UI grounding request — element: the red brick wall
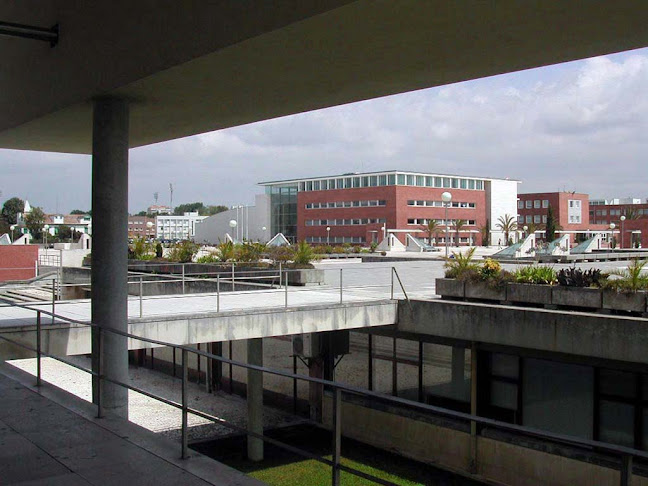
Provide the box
[0,245,38,282]
[297,186,487,244]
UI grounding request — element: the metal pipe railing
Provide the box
[0,299,646,486]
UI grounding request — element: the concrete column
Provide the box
[451,346,465,394]
[91,98,130,418]
[247,338,264,461]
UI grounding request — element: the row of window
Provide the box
[306,236,365,243]
[519,215,548,224]
[305,200,386,209]
[593,209,648,216]
[306,218,387,226]
[568,215,582,223]
[299,174,485,192]
[407,200,476,208]
[407,218,476,226]
[518,199,550,209]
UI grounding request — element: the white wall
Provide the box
[485,179,519,245]
[194,194,271,244]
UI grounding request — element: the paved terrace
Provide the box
[0,369,261,486]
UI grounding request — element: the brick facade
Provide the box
[0,245,38,282]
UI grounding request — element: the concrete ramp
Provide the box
[377,234,406,252]
[0,234,10,246]
[571,234,602,254]
[406,235,439,253]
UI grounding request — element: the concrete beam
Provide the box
[247,338,263,461]
[398,299,648,365]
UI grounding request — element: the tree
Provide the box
[24,207,46,240]
[623,207,641,220]
[421,220,439,245]
[496,214,517,245]
[174,202,204,215]
[454,219,466,246]
[70,209,89,215]
[203,205,228,216]
[480,219,490,246]
[57,225,82,241]
[1,197,24,225]
[545,204,557,242]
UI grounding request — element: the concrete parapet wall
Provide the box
[399,299,648,364]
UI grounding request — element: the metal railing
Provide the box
[0,301,646,486]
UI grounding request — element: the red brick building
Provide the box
[589,200,648,248]
[0,245,38,282]
[261,171,519,246]
[518,192,609,244]
[128,216,156,239]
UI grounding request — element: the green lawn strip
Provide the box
[247,455,423,486]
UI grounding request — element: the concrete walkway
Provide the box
[0,370,262,486]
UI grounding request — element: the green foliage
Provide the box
[341,243,352,253]
[70,209,88,215]
[196,252,220,264]
[24,207,46,239]
[496,214,517,245]
[603,259,648,292]
[370,242,378,253]
[513,265,557,285]
[444,247,479,279]
[155,242,163,258]
[57,225,82,241]
[236,241,266,262]
[557,268,606,288]
[131,237,155,260]
[422,220,439,244]
[174,202,229,216]
[454,219,466,244]
[167,240,199,263]
[480,258,501,280]
[268,245,293,263]
[292,240,315,265]
[546,204,557,242]
[203,205,228,216]
[1,197,24,225]
[217,241,236,262]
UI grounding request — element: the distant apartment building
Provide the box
[128,216,155,239]
[155,212,207,241]
[589,198,648,248]
[44,213,92,236]
[259,171,519,245]
[147,205,173,215]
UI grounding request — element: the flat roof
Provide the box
[258,170,520,186]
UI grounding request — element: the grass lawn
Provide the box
[191,424,483,486]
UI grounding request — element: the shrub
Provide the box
[196,252,220,264]
[268,245,293,264]
[602,259,648,292]
[155,242,163,258]
[217,241,235,262]
[513,265,557,285]
[237,241,266,262]
[292,240,316,265]
[444,247,480,279]
[557,268,606,288]
[131,237,154,260]
[370,241,379,253]
[167,240,199,263]
[480,259,501,280]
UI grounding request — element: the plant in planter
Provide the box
[557,268,606,288]
[217,240,236,262]
[292,240,316,267]
[513,265,557,285]
[602,259,648,292]
[444,247,480,279]
[167,240,199,263]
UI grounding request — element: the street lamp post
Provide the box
[229,220,237,242]
[10,225,15,242]
[609,223,616,255]
[43,224,50,247]
[620,215,626,249]
[523,225,528,239]
[326,226,331,245]
[441,192,452,258]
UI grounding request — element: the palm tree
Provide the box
[421,219,439,245]
[623,207,641,220]
[454,219,466,246]
[496,214,517,245]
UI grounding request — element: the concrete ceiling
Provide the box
[1,1,647,154]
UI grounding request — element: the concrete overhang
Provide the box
[1,1,647,154]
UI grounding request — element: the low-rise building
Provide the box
[128,216,155,239]
[147,205,172,215]
[155,212,207,241]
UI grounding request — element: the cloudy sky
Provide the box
[1,47,646,214]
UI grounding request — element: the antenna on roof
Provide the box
[169,183,174,208]
[154,192,159,204]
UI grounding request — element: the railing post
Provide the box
[279,262,282,287]
[96,327,103,418]
[339,268,343,304]
[621,454,632,486]
[181,348,189,459]
[391,267,394,299]
[332,388,342,486]
[284,270,288,308]
[36,311,42,387]
[216,273,220,312]
[51,278,56,324]
[139,276,143,318]
[232,263,235,291]
[182,264,186,294]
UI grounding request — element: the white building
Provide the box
[194,195,271,244]
[155,212,207,241]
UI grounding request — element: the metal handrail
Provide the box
[0,300,645,486]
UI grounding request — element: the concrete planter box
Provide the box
[285,269,325,286]
[552,287,602,309]
[435,278,465,298]
[506,283,553,305]
[602,290,647,313]
[465,281,506,301]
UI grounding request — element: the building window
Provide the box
[518,201,524,209]
[388,174,396,185]
[526,215,532,223]
[407,175,415,186]
[534,200,540,208]
[525,201,532,209]
[397,174,406,185]
[542,200,549,208]
[534,215,541,224]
